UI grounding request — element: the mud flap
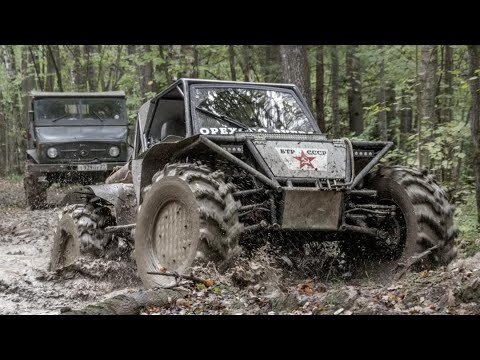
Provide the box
[281,190,343,230]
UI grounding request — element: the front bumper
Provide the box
[26,162,126,174]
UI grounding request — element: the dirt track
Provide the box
[0,179,139,314]
[1,178,480,315]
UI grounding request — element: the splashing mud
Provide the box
[1,178,480,315]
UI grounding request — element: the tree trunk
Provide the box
[263,45,281,83]
[28,46,44,91]
[399,85,413,150]
[192,46,199,79]
[21,46,35,155]
[45,45,55,91]
[111,45,124,91]
[228,45,237,81]
[241,45,255,82]
[346,45,363,135]
[139,45,156,98]
[442,45,454,123]
[315,46,325,132]
[330,46,340,137]
[467,45,480,225]
[419,46,439,131]
[158,45,173,84]
[84,45,96,91]
[178,45,197,79]
[71,46,85,91]
[386,85,396,140]
[1,46,21,173]
[280,45,313,110]
[0,64,5,176]
[62,288,187,315]
[50,45,63,91]
[377,46,388,141]
[415,46,422,166]
[97,45,107,91]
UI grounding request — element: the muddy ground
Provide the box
[1,178,480,315]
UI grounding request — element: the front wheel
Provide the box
[135,163,243,288]
[342,166,457,274]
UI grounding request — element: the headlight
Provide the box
[109,146,120,157]
[47,147,58,159]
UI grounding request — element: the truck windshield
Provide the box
[192,87,317,134]
[34,98,127,126]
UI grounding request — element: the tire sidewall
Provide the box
[50,213,81,270]
[135,176,201,288]
[368,176,421,262]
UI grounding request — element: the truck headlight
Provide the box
[47,147,58,159]
[109,146,120,157]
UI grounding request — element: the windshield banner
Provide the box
[199,127,315,135]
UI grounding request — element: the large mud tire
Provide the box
[24,173,48,210]
[50,203,115,271]
[135,162,243,288]
[342,166,457,275]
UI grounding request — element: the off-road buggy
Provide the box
[24,91,130,209]
[50,79,457,286]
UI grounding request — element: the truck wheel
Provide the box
[342,166,457,274]
[135,162,243,288]
[24,173,48,210]
[49,203,115,271]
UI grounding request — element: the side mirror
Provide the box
[28,110,34,123]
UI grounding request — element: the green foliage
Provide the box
[455,190,480,256]
[0,45,478,230]
[5,173,23,182]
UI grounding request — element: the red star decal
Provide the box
[294,150,316,169]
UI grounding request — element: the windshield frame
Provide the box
[33,97,128,127]
[189,84,320,135]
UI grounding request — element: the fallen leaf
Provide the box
[387,285,403,291]
[196,283,206,290]
[176,298,192,307]
[146,304,160,314]
[204,279,214,287]
[298,283,314,296]
[420,270,429,278]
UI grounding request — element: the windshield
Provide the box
[34,98,127,126]
[191,87,317,135]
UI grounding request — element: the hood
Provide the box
[35,126,128,143]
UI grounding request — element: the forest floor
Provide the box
[1,177,480,315]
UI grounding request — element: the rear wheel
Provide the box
[342,166,457,275]
[49,203,115,271]
[135,162,243,288]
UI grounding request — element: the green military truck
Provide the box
[24,91,130,209]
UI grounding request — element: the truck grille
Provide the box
[42,142,118,163]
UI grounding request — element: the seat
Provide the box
[161,118,186,140]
